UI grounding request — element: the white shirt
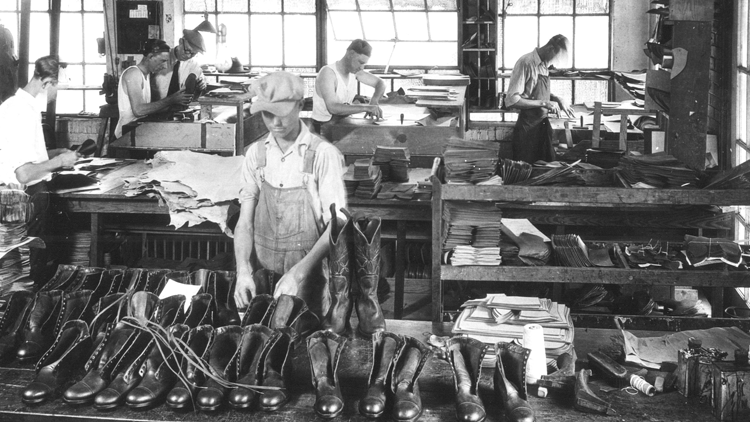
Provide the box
[312,62,358,122]
[115,65,151,138]
[506,49,549,109]
[0,88,49,186]
[240,122,347,225]
[152,49,203,100]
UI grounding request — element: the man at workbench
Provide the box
[506,34,575,163]
[311,39,386,133]
[151,29,207,101]
[114,39,192,138]
[234,71,347,320]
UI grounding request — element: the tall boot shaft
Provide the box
[65,267,104,293]
[266,294,319,341]
[259,327,294,411]
[0,290,34,363]
[307,330,347,419]
[57,290,96,330]
[206,270,241,326]
[39,264,79,291]
[323,205,354,335]
[227,324,275,410]
[392,335,432,422]
[241,294,274,326]
[494,342,535,422]
[448,337,487,422]
[353,216,386,336]
[166,324,215,410]
[196,325,244,412]
[181,293,215,328]
[360,331,404,418]
[17,290,63,362]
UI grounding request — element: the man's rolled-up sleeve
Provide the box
[505,60,529,109]
[315,146,347,224]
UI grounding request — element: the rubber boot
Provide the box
[22,320,92,404]
[166,325,215,409]
[307,330,347,419]
[259,327,293,411]
[195,325,244,412]
[391,335,432,422]
[16,290,63,363]
[227,324,275,410]
[241,294,275,326]
[0,290,35,362]
[353,215,386,337]
[360,331,404,418]
[494,342,535,422]
[322,204,354,335]
[447,337,487,422]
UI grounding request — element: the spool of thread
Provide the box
[630,375,655,396]
[523,324,547,384]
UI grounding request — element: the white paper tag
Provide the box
[159,279,202,313]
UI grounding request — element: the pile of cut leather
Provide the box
[123,151,245,236]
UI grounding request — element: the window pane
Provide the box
[391,42,456,66]
[574,80,607,104]
[550,79,571,104]
[507,0,538,14]
[0,2,17,11]
[741,0,748,68]
[251,0,280,13]
[327,0,357,10]
[362,12,395,41]
[738,145,748,167]
[574,16,608,68]
[85,89,102,113]
[540,0,572,14]
[83,0,102,11]
[62,64,82,85]
[428,12,457,41]
[60,14,83,62]
[251,14,281,65]
[504,17,537,68]
[360,0,391,10]
[329,11,362,40]
[185,0,214,12]
[84,64,105,85]
[285,0,315,13]
[427,0,458,11]
[61,0,81,12]
[222,14,249,65]
[29,13,50,60]
[395,12,428,41]
[576,0,609,14]
[221,0,248,12]
[393,0,425,11]
[740,73,748,151]
[31,0,47,11]
[83,13,105,63]
[284,15,315,66]
[540,16,572,68]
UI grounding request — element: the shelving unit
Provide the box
[458,0,498,110]
[430,160,750,332]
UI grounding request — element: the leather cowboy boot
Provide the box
[574,369,615,415]
[259,326,294,411]
[227,324,276,410]
[447,337,487,422]
[322,204,354,335]
[125,323,189,409]
[166,324,215,409]
[360,331,404,418]
[353,215,386,337]
[22,320,93,404]
[307,330,347,419]
[182,293,215,328]
[196,325,244,412]
[0,290,35,363]
[39,264,79,291]
[392,335,432,422]
[266,294,319,342]
[241,294,275,326]
[494,342,535,422]
[204,270,240,326]
[17,290,63,363]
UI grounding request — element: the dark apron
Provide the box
[252,139,328,319]
[511,74,555,163]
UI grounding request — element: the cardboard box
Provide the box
[712,361,750,421]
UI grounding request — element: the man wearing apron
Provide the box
[234,72,347,320]
[506,34,575,163]
[311,39,386,133]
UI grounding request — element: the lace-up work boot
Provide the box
[0,290,35,362]
[360,331,404,418]
[448,337,487,422]
[195,325,244,412]
[494,342,535,422]
[228,324,275,410]
[241,294,274,326]
[259,327,293,411]
[17,290,63,363]
[307,330,347,419]
[166,325,215,409]
[353,215,386,337]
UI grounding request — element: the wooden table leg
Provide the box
[90,212,102,267]
[394,220,406,320]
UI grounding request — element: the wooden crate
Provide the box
[712,361,750,421]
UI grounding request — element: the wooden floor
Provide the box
[0,320,720,422]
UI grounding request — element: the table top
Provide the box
[0,320,719,422]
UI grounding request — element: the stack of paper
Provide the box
[515,160,584,186]
[373,146,411,183]
[551,234,594,267]
[617,154,699,188]
[499,159,533,184]
[683,235,742,268]
[442,202,502,253]
[355,168,383,199]
[453,294,574,366]
[450,245,502,266]
[443,139,499,184]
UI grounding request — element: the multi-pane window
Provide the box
[183,0,317,74]
[326,0,459,68]
[499,0,610,106]
[735,0,750,305]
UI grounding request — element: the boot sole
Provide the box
[259,400,287,412]
[396,410,423,422]
[315,408,343,419]
[166,401,192,410]
[196,404,221,412]
[63,396,95,406]
[21,396,48,405]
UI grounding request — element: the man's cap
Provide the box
[250,72,305,116]
[141,39,171,56]
[182,29,206,53]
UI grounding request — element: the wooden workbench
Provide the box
[0,320,719,422]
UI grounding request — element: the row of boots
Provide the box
[307,330,433,421]
[323,205,385,337]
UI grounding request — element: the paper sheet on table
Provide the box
[501,219,550,242]
[159,279,202,312]
[621,326,750,369]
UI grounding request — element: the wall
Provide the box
[612,0,651,101]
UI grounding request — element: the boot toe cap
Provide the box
[228,387,256,409]
[507,406,535,422]
[196,388,224,411]
[22,382,52,404]
[126,387,157,408]
[16,342,42,361]
[315,394,344,418]
[359,396,386,417]
[94,388,122,409]
[64,380,98,404]
[394,401,421,421]
[166,386,191,409]
[260,389,288,411]
[457,402,486,422]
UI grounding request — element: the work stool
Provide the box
[589,101,665,152]
[96,103,119,157]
